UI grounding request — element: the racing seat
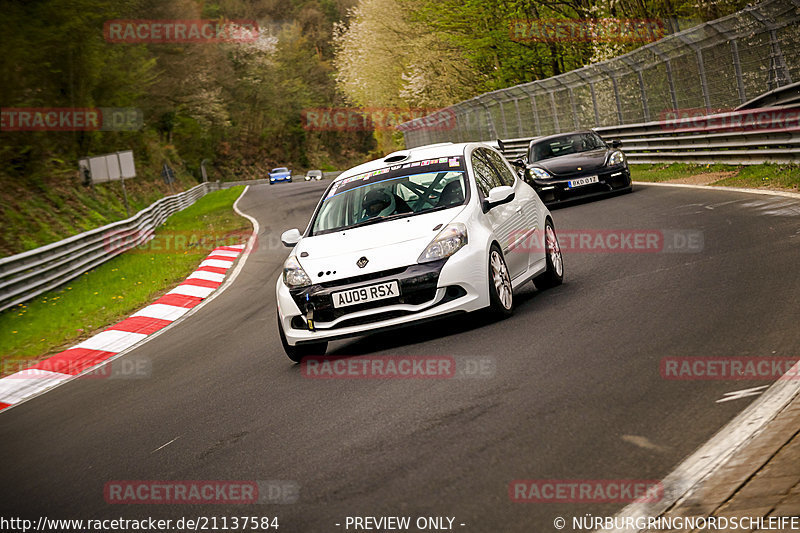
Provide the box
[436,180,464,208]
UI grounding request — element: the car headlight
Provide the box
[608,151,625,166]
[418,223,468,263]
[282,255,312,288]
[528,167,551,180]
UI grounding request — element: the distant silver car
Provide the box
[304,170,323,181]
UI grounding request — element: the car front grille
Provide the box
[289,260,447,328]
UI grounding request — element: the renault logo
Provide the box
[357,256,369,268]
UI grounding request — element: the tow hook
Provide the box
[306,304,315,331]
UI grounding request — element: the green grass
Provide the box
[0,186,249,370]
[630,163,733,182]
[630,162,800,191]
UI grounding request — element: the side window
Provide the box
[471,149,502,198]
[484,149,517,187]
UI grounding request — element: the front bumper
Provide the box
[270,175,292,183]
[530,166,631,205]
[276,243,490,346]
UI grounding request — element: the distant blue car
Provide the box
[269,167,292,184]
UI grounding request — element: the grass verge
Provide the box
[0,186,248,370]
[630,163,800,191]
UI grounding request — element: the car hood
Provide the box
[294,208,463,281]
[529,149,609,176]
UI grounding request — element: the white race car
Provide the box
[276,142,564,361]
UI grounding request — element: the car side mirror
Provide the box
[281,228,302,247]
[510,157,527,168]
[482,185,515,212]
[610,140,622,148]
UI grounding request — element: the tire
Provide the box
[277,311,327,362]
[533,218,564,290]
[488,244,514,316]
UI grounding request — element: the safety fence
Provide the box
[401,0,800,150]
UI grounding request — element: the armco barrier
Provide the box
[0,182,218,314]
[484,106,800,165]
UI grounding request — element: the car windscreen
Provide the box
[311,156,468,236]
[529,132,607,162]
[273,167,289,172]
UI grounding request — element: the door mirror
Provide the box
[482,185,515,212]
[281,228,302,247]
[510,157,527,168]
[610,139,622,148]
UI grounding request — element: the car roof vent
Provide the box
[384,151,410,163]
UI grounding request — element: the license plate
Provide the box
[332,281,400,308]
[567,175,599,188]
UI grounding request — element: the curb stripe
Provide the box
[108,316,173,335]
[132,303,192,322]
[30,348,117,375]
[152,294,203,308]
[0,370,72,404]
[196,266,229,275]
[179,278,223,289]
[187,271,226,283]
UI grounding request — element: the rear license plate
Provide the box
[332,281,400,308]
[567,175,599,188]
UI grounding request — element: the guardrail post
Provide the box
[696,50,712,113]
[513,97,523,137]
[590,82,600,127]
[730,40,747,104]
[549,91,560,133]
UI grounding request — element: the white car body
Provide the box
[276,142,562,357]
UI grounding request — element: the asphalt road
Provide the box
[1,181,799,532]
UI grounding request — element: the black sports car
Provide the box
[508,130,632,206]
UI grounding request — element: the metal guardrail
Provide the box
[486,106,800,165]
[0,182,218,314]
[595,106,800,164]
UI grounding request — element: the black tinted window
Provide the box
[483,149,517,187]
[471,149,503,197]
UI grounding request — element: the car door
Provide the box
[483,149,543,273]
[470,148,528,280]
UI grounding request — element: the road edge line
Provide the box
[633,181,800,199]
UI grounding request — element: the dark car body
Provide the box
[269,167,293,184]
[512,131,631,206]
